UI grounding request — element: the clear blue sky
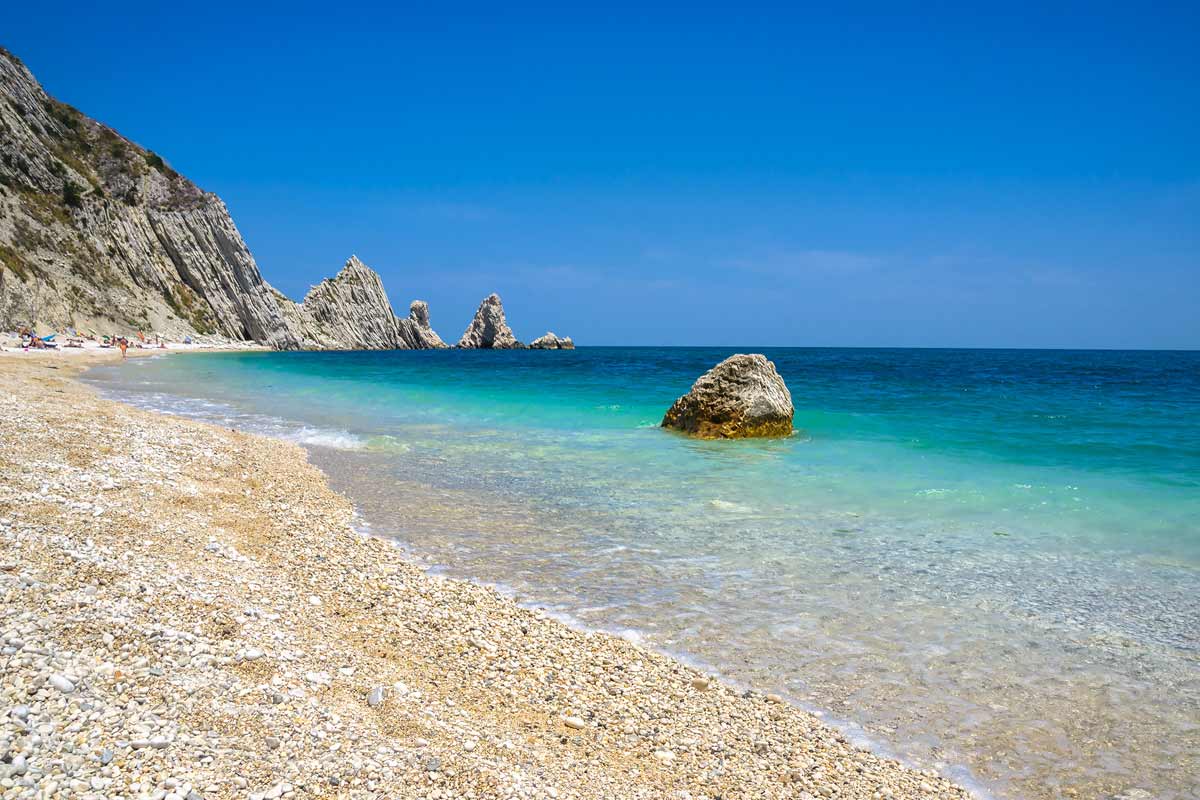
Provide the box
[5,2,1198,347]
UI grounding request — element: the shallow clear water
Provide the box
[87,348,1200,799]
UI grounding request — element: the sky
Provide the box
[4,2,1198,348]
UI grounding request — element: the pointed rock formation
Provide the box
[529,331,575,349]
[662,354,794,438]
[457,293,523,349]
[289,256,405,349]
[398,300,448,349]
[273,256,446,350]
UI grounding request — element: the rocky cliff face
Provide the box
[0,47,298,347]
[0,46,568,352]
[457,293,523,349]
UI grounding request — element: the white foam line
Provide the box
[82,369,367,452]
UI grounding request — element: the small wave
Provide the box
[280,426,366,451]
[616,628,647,645]
[535,605,592,631]
[367,434,412,454]
[87,379,368,453]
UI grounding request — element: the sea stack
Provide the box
[457,293,523,349]
[662,354,794,438]
[529,331,575,349]
[398,300,448,349]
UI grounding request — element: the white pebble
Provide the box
[48,674,75,693]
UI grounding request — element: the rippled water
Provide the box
[86,348,1200,799]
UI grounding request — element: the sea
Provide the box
[85,347,1200,799]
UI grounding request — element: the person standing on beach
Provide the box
[118,337,128,360]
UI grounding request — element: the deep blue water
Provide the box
[88,347,1200,799]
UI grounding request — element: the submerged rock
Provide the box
[661,354,793,438]
[529,331,575,350]
[457,293,523,349]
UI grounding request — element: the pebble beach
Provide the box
[0,352,972,800]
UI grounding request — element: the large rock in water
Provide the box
[661,354,794,438]
[457,293,523,349]
[529,331,574,349]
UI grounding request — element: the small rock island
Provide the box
[457,293,524,349]
[529,332,575,350]
[662,354,794,438]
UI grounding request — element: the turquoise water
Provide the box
[88,348,1200,799]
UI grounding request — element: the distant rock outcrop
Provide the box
[529,331,575,350]
[0,47,299,348]
[457,293,523,349]
[276,256,447,350]
[661,354,794,438]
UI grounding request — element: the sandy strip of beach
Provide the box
[0,352,971,800]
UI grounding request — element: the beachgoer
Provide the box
[118,337,128,360]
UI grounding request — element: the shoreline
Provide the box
[1,351,972,799]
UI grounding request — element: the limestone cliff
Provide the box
[0,46,562,352]
[0,46,298,347]
[457,293,523,349]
